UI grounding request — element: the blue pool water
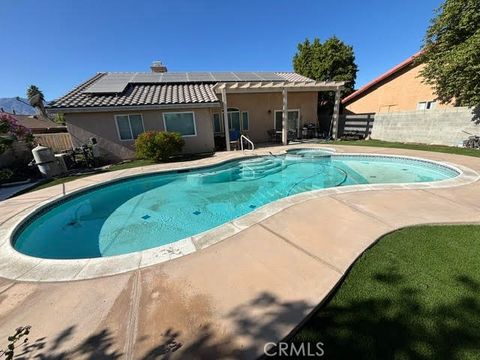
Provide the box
[13,151,459,259]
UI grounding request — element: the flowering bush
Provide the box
[0,113,33,154]
[135,131,185,162]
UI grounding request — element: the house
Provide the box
[47,62,344,160]
[8,113,66,134]
[0,112,68,168]
[342,52,453,114]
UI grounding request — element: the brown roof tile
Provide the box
[7,113,64,131]
[48,71,313,110]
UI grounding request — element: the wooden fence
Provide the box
[34,133,73,152]
[338,113,375,138]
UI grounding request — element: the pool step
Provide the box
[186,167,241,184]
[187,157,285,184]
[237,158,284,180]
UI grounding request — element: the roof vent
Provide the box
[151,61,167,73]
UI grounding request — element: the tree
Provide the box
[0,113,33,154]
[419,0,480,106]
[26,85,49,118]
[54,113,65,125]
[293,36,358,94]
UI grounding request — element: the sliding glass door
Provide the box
[274,110,300,134]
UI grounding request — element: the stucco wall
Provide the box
[65,107,217,160]
[371,107,479,146]
[224,91,318,142]
[345,64,452,114]
[64,91,319,159]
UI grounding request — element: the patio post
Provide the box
[331,88,342,139]
[282,87,288,145]
[221,86,231,151]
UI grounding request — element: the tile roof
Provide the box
[275,72,314,82]
[48,72,314,110]
[7,112,64,130]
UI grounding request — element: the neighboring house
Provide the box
[8,113,66,134]
[47,62,344,160]
[0,112,67,167]
[342,52,453,114]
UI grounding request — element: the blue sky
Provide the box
[1,0,443,100]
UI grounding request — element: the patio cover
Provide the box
[213,80,345,148]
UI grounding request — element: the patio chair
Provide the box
[287,130,296,142]
[229,129,240,150]
[267,129,280,143]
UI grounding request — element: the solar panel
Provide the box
[131,73,162,83]
[233,72,261,81]
[161,73,189,82]
[208,72,238,81]
[84,73,134,93]
[256,72,284,81]
[83,71,292,94]
[186,72,216,82]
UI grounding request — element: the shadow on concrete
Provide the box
[14,326,122,359]
[133,291,311,359]
[291,267,480,359]
[11,292,311,359]
[10,270,480,359]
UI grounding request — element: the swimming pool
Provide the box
[13,150,459,260]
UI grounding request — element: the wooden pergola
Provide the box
[214,80,345,150]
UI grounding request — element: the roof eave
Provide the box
[47,102,222,114]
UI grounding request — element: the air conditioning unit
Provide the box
[54,153,69,173]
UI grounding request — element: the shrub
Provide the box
[135,131,185,162]
[0,169,13,184]
[0,113,33,155]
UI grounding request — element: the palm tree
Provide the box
[26,85,49,118]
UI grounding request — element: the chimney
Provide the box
[151,61,167,73]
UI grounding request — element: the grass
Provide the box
[293,225,480,359]
[333,139,480,158]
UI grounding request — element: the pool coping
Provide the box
[0,146,478,282]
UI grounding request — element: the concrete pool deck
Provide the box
[1,144,480,359]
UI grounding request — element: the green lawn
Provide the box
[293,225,480,359]
[333,139,480,158]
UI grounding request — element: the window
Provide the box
[226,108,241,131]
[242,111,249,131]
[214,110,247,132]
[213,113,222,133]
[417,101,436,110]
[163,112,197,136]
[115,114,144,140]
